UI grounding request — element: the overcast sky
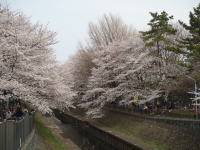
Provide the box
[6,0,200,63]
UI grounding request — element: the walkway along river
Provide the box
[53,109,144,150]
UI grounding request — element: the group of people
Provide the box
[0,103,28,121]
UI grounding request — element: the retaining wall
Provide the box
[53,109,143,150]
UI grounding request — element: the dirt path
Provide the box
[31,133,48,150]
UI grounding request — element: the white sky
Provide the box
[6,0,200,63]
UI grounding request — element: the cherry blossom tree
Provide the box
[79,34,185,118]
[61,14,136,106]
[61,48,95,105]
[0,6,73,113]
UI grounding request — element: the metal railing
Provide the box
[0,112,35,150]
[107,107,200,129]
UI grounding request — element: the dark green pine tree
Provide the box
[179,3,200,62]
[141,11,177,58]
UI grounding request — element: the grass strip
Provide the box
[35,113,68,150]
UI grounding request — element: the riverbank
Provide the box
[92,111,200,150]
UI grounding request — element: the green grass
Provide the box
[35,114,68,150]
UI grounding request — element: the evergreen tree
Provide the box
[179,3,200,62]
[141,11,177,58]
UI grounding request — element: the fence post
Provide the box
[24,114,29,138]
[6,120,15,150]
[0,121,6,150]
[16,119,23,149]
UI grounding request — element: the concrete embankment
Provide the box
[54,109,144,150]
[54,109,200,150]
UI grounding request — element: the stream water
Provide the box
[52,117,93,150]
[54,117,117,150]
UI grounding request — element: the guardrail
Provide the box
[107,108,200,129]
[53,109,144,150]
[0,113,35,150]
